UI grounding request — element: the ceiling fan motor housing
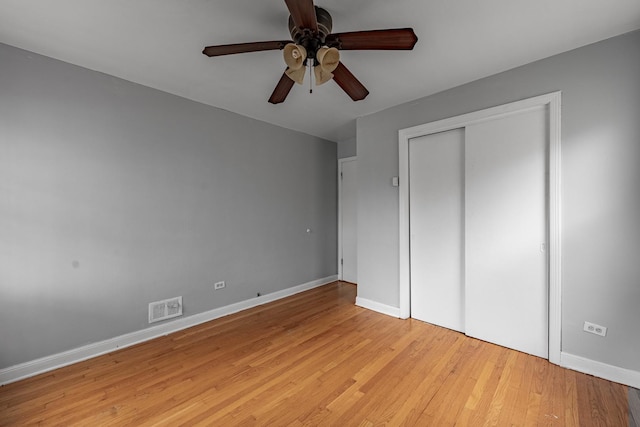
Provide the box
[288,6,332,62]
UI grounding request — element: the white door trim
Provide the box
[398,92,562,365]
[338,156,357,281]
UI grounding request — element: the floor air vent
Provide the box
[148,296,183,323]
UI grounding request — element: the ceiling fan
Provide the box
[202,0,418,104]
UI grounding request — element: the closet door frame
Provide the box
[398,92,562,364]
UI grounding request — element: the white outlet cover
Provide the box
[583,321,607,337]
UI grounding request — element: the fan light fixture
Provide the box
[283,43,340,86]
[283,43,307,84]
[283,7,339,87]
[314,47,340,84]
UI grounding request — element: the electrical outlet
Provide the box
[583,321,607,337]
[214,281,225,290]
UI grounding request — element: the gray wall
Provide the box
[337,136,356,159]
[357,31,640,372]
[335,120,357,160]
[0,43,337,368]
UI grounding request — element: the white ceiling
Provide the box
[1,0,639,142]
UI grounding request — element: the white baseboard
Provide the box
[355,296,401,318]
[0,275,338,386]
[561,352,640,389]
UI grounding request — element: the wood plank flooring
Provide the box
[0,282,629,426]
[630,387,640,427]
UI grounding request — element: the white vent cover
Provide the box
[148,296,183,323]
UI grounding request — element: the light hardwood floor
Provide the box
[631,387,640,427]
[0,282,629,426]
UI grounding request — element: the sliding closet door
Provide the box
[409,128,465,332]
[464,107,548,358]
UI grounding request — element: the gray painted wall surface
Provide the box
[337,136,356,159]
[0,43,337,368]
[356,31,640,372]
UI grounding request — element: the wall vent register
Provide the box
[148,296,183,323]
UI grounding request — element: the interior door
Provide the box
[340,158,357,283]
[464,107,548,358]
[409,129,465,332]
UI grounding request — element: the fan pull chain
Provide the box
[309,64,313,94]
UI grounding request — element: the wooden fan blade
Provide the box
[203,40,290,57]
[284,0,318,32]
[326,28,418,50]
[332,62,369,101]
[268,71,296,104]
